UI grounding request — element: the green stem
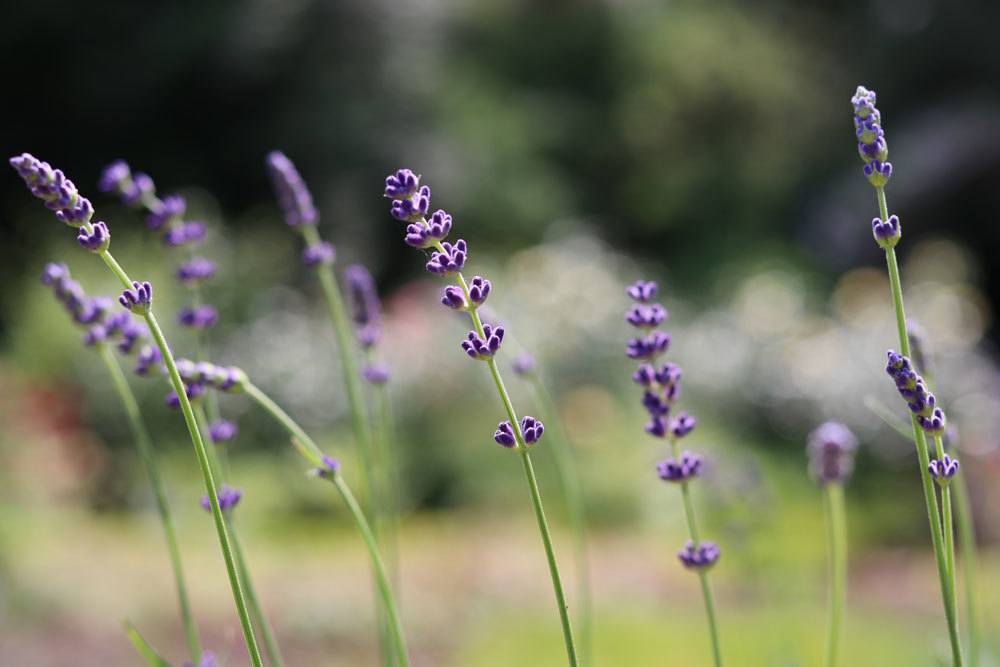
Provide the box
[670,438,723,667]
[193,403,286,667]
[823,484,847,667]
[95,249,264,667]
[952,473,980,667]
[97,345,201,664]
[529,377,592,667]
[242,381,410,666]
[878,188,963,666]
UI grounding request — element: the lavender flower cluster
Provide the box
[807,421,858,485]
[852,87,901,249]
[265,151,333,267]
[885,351,947,435]
[383,169,543,449]
[626,280,718,570]
[345,264,391,385]
[99,160,218,330]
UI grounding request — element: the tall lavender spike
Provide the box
[885,351,947,435]
[807,421,858,485]
[10,153,95,227]
[265,151,318,227]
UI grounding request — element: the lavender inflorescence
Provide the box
[678,540,721,570]
[928,454,960,486]
[807,421,858,485]
[657,452,703,483]
[265,151,318,227]
[885,351,947,434]
[200,485,243,513]
[345,263,392,384]
[11,153,95,227]
[209,420,239,444]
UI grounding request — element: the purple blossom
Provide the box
[315,455,341,479]
[671,412,697,438]
[76,221,110,252]
[520,416,545,444]
[176,258,217,286]
[166,382,206,409]
[426,240,467,275]
[404,209,452,248]
[209,420,239,444]
[872,215,901,249]
[41,262,70,286]
[200,485,242,513]
[135,345,163,376]
[302,241,336,267]
[363,363,391,385]
[627,280,658,303]
[645,416,668,438]
[97,160,131,194]
[512,352,536,376]
[73,297,112,325]
[390,185,431,222]
[119,281,153,315]
[467,276,491,306]
[83,324,108,347]
[147,194,186,230]
[494,421,517,447]
[9,153,95,227]
[807,421,858,485]
[174,358,247,393]
[885,351,947,434]
[178,305,219,330]
[626,303,667,329]
[461,323,504,360]
[677,541,721,570]
[163,221,205,247]
[384,169,420,199]
[864,160,893,188]
[265,151,318,227]
[657,452,703,483]
[626,332,671,360]
[642,390,670,417]
[441,286,467,310]
[928,454,959,485]
[98,160,155,206]
[118,318,150,355]
[852,86,891,172]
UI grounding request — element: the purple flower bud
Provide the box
[73,297,112,325]
[851,86,877,118]
[147,194,187,230]
[657,363,683,401]
[520,416,545,444]
[494,420,517,447]
[677,541,720,570]
[403,209,453,248]
[642,390,670,417]
[467,276,491,306]
[441,285,468,310]
[872,215,901,249]
[657,452,703,483]
[426,239,467,275]
[917,408,947,435]
[163,221,205,247]
[176,258,217,286]
[384,169,420,199]
[208,420,238,444]
[645,416,668,438]
[135,345,163,376]
[345,264,381,328]
[265,151,318,226]
[864,160,893,188]
[122,172,155,207]
[632,364,656,387]
[9,153,95,227]
[363,363,391,385]
[512,353,536,376]
[166,382,206,409]
[626,303,667,328]
[807,421,858,485]
[928,454,959,485]
[41,262,70,286]
[627,280,658,303]
[98,160,131,194]
[626,331,671,360]
[178,305,218,330]
[671,412,697,438]
[83,324,108,347]
[461,323,504,360]
[200,485,242,513]
[390,185,431,222]
[315,455,341,479]
[302,241,336,267]
[119,281,153,315]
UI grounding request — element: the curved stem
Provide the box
[670,438,723,666]
[97,345,201,664]
[242,381,410,666]
[529,378,592,667]
[823,484,847,667]
[878,187,963,666]
[97,249,264,667]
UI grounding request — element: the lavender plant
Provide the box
[512,352,592,667]
[9,153,266,666]
[626,279,722,666]
[41,264,203,665]
[264,152,398,666]
[851,86,963,664]
[807,422,857,667]
[99,161,286,667]
[383,169,579,665]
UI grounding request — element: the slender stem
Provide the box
[96,249,264,667]
[242,381,410,666]
[669,438,723,666]
[372,381,401,667]
[194,403,286,667]
[529,378,592,667]
[934,436,958,621]
[823,484,847,667]
[878,187,963,666]
[952,473,980,667]
[97,345,201,664]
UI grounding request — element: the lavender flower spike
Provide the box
[627,280,658,303]
[928,454,960,486]
[807,421,858,485]
[265,151,318,227]
[119,281,153,315]
[312,455,341,479]
[494,416,544,447]
[885,350,947,434]
[461,323,504,360]
[9,153,94,227]
[657,452,703,483]
[200,485,243,513]
[302,241,336,267]
[678,541,721,570]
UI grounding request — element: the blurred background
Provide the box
[2,0,1000,665]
